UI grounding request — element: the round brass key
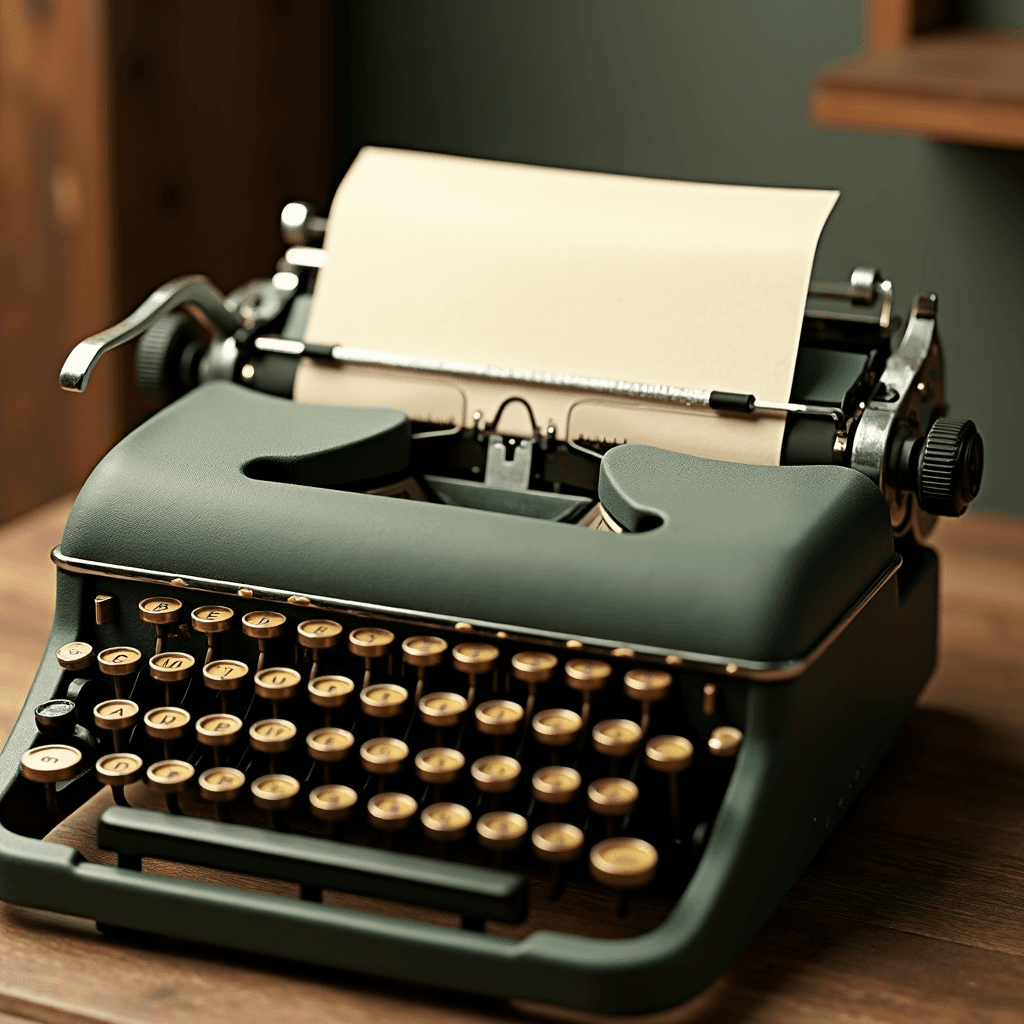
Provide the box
[348,626,395,687]
[21,744,82,817]
[360,683,408,733]
[477,810,528,858]
[452,642,499,703]
[589,836,659,915]
[588,778,639,838]
[565,658,611,728]
[532,765,581,811]
[646,734,694,836]
[306,727,354,783]
[241,609,287,671]
[297,619,343,681]
[471,755,521,802]
[138,597,182,653]
[97,646,142,698]
[309,784,358,834]
[308,675,355,725]
[511,651,557,719]
[203,659,249,712]
[191,605,234,663]
[532,708,583,760]
[249,719,297,773]
[592,719,643,774]
[360,737,409,791]
[93,698,139,752]
[708,725,743,757]
[149,651,195,706]
[254,666,301,717]
[56,641,93,672]
[421,801,472,849]
[143,706,191,761]
[418,692,468,743]
[196,713,243,766]
[96,751,144,806]
[475,699,524,752]
[414,748,465,796]
[198,766,246,821]
[250,773,301,827]
[367,791,418,847]
[147,759,194,814]
[401,636,447,702]
[623,667,673,734]
[532,821,584,899]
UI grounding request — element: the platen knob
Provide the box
[918,418,983,517]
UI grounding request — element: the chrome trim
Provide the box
[51,547,902,684]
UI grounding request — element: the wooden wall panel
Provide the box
[0,0,116,523]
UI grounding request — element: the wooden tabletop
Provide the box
[1,495,1022,1024]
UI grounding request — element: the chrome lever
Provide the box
[59,275,243,393]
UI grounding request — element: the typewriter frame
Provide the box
[0,532,935,1014]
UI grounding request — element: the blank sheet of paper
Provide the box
[298,147,838,464]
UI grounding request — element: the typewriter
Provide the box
[0,176,983,1013]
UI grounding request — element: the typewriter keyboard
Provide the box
[21,589,745,939]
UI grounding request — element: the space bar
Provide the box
[97,806,527,923]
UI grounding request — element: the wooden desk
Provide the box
[1,495,1022,1024]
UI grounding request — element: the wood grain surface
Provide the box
[0,494,1022,1023]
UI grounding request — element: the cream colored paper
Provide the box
[298,147,838,464]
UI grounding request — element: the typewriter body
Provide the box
[0,192,983,1013]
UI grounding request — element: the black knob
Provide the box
[35,699,78,738]
[917,418,983,517]
[135,312,204,404]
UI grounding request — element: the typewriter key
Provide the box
[149,651,195,706]
[421,801,472,853]
[143,706,191,760]
[196,713,243,766]
[471,755,521,809]
[587,777,640,837]
[309,784,358,836]
[418,692,468,743]
[532,821,584,898]
[251,773,301,828]
[453,642,499,703]
[56,641,93,673]
[475,699,523,752]
[360,737,409,789]
[199,766,246,821]
[565,658,611,727]
[414,748,465,800]
[34,699,78,739]
[93,698,139,752]
[367,791,418,847]
[348,627,395,687]
[297,619,343,680]
[624,668,673,735]
[532,765,582,821]
[646,734,694,836]
[249,719,297,774]
[96,751,144,806]
[97,646,142,698]
[203,659,248,711]
[511,651,557,720]
[241,610,288,671]
[589,837,659,915]
[592,719,643,775]
[138,597,183,653]
[532,709,583,761]
[254,666,302,718]
[306,727,355,783]
[708,726,743,757]
[477,810,528,865]
[308,674,355,724]
[402,636,447,702]
[21,744,82,817]
[191,605,234,663]
[360,683,409,733]
[147,759,194,814]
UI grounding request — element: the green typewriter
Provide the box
[0,155,983,1013]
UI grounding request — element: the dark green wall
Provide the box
[353,1,1024,515]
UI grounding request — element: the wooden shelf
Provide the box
[813,28,1024,149]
